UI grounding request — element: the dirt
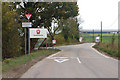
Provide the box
[2,51,58,78]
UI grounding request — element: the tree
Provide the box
[2,2,22,59]
[15,2,79,48]
[61,18,80,41]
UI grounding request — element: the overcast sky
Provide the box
[77,0,120,30]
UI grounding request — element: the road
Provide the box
[21,43,118,78]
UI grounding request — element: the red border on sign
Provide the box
[34,35,43,36]
[25,14,32,21]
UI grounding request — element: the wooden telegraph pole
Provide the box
[93,29,94,42]
[101,21,102,43]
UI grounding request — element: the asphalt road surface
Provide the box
[21,43,118,78]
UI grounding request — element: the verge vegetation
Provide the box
[2,49,60,73]
[82,33,119,58]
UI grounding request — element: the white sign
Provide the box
[29,28,48,38]
[79,37,83,42]
[52,40,56,44]
[22,22,32,27]
[96,36,100,42]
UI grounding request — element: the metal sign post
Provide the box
[22,14,32,56]
[28,28,30,55]
[26,14,32,56]
[25,28,27,56]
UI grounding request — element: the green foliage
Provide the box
[54,33,65,44]
[2,49,59,72]
[61,18,79,41]
[16,2,79,48]
[93,43,118,58]
[2,2,79,59]
[2,2,22,59]
[82,33,118,44]
[111,33,115,45]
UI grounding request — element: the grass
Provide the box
[82,33,118,44]
[2,49,60,73]
[93,43,119,58]
[82,33,119,58]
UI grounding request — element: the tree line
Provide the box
[2,2,81,59]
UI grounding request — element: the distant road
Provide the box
[21,43,118,78]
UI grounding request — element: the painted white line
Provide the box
[77,57,81,63]
[91,43,110,58]
[54,59,69,63]
[92,47,110,58]
[46,50,63,59]
[91,44,118,61]
[110,57,118,61]
[92,44,119,62]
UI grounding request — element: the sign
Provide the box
[52,40,56,44]
[29,28,48,38]
[96,36,100,42]
[22,22,32,27]
[79,37,83,42]
[25,14,32,20]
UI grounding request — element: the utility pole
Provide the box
[101,21,102,43]
[93,29,94,42]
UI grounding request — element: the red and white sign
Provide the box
[29,28,48,38]
[25,14,32,20]
[52,40,56,44]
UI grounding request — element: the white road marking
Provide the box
[48,57,68,59]
[91,44,118,61]
[91,43,109,58]
[92,47,110,58]
[77,57,81,63]
[46,50,63,59]
[54,58,69,63]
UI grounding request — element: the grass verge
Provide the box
[2,49,60,73]
[93,43,119,58]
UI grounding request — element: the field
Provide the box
[82,33,118,44]
[82,33,119,58]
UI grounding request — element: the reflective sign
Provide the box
[29,28,48,38]
[52,40,56,44]
[25,14,32,20]
[22,22,32,27]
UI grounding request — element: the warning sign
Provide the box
[25,14,32,20]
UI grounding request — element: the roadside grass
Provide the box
[82,33,118,44]
[82,33,119,58]
[2,49,60,73]
[93,43,119,58]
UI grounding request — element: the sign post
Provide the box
[22,14,32,56]
[25,14,32,56]
[22,22,32,55]
[25,28,27,55]
[28,28,30,55]
[52,40,56,47]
